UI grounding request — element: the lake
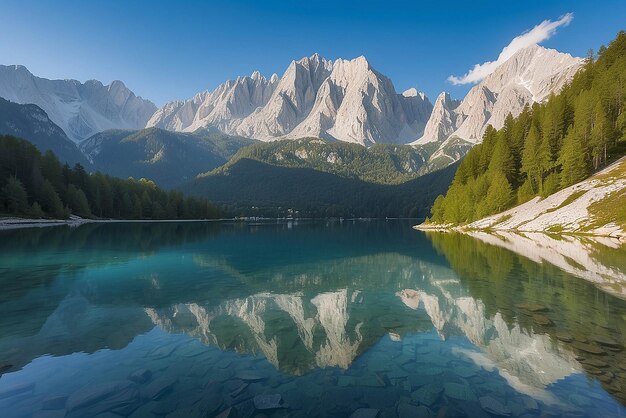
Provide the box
[0,221,625,417]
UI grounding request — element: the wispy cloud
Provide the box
[448,13,574,85]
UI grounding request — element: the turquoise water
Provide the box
[0,221,625,417]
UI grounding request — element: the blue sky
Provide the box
[1,0,624,106]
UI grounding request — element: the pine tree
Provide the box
[433,31,626,224]
[483,172,514,214]
[66,184,92,218]
[40,151,64,193]
[141,191,153,218]
[39,179,65,218]
[430,195,445,223]
[2,177,28,214]
[478,127,499,172]
[521,124,542,194]
[559,128,589,186]
[30,202,45,218]
[591,100,611,168]
[488,136,515,182]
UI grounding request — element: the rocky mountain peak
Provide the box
[413,44,583,166]
[0,65,157,142]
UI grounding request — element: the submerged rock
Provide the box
[231,382,249,398]
[143,377,177,400]
[362,387,399,408]
[349,408,379,418]
[569,393,593,408]
[572,342,606,355]
[452,365,476,378]
[408,374,433,389]
[42,395,68,410]
[444,382,477,401]
[215,407,238,418]
[235,372,265,382]
[152,398,179,415]
[515,304,549,312]
[0,381,35,400]
[532,314,553,326]
[33,410,66,418]
[253,394,285,410]
[128,368,153,384]
[397,403,432,418]
[479,396,511,416]
[411,383,443,406]
[580,358,609,368]
[338,376,357,387]
[591,335,623,349]
[66,380,140,417]
[555,334,573,343]
[522,397,539,412]
[598,371,615,383]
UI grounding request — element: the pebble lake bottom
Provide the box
[0,220,625,417]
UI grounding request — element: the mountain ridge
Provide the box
[0,97,88,166]
[79,127,253,188]
[183,157,458,218]
[0,64,157,143]
[412,45,584,169]
[148,54,433,146]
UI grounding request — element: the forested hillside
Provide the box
[184,158,457,218]
[430,31,626,224]
[0,98,88,166]
[207,137,433,185]
[0,135,220,220]
[80,128,253,188]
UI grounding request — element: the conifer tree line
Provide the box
[430,31,626,225]
[0,135,221,219]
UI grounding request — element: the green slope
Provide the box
[183,158,457,218]
[204,137,434,185]
[80,128,253,188]
[0,135,220,219]
[430,31,626,225]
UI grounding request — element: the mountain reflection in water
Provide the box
[0,222,624,417]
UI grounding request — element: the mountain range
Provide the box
[0,46,581,163]
[412,44,583,169]
[182,157,458,218]
[147,54,434,146]
[0,43,586,216]
[79,128,252,187]
[0,64,157,143]
[0,97,88,166]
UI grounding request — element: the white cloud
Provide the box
[448,13,574,85]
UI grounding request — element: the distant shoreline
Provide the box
[0,217,227,231]
[0,216,416,231]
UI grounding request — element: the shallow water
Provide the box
[0,221,625,417]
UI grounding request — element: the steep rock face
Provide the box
[146,71,279,134]
[0,65,156,142]
[413,45,583,167]
[452,44,582,143]
[417,92,461,145]
[0,97,88,165]
[147,54,432,146]
[236,54,333,139]
[286,57,432,145]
